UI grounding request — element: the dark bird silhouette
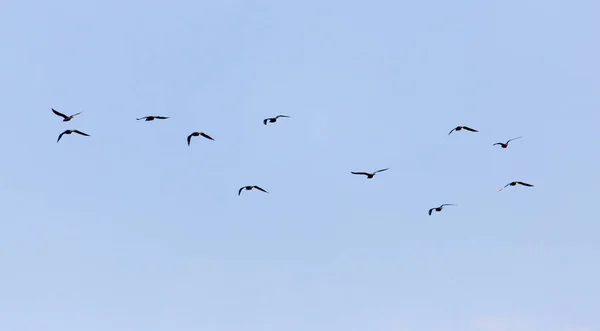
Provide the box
[428,204,456,215]
[499,181,534,191]
[493,136,522,148]
[187,132,214,146]
[57,129,90,143]
[263,115,290,125]
[136,116,169,121]
[448,126,479,135]
[351,168,389,179]
[238,186,268,195]
[52,108,82,122]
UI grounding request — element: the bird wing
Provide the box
[506,136,522,143]
[73,130,90,136]
[136,117,147,120]
[493,142,502,146]
[238,187,244,195]
[253,186,268,193]
[428,208,434,215]
[517,182,533,187]
[375,168,389,173]
[351,172,370,176]
[263,118,269,125]
[463,126,478,132]
[200,132,214,141]
[57,131,65,142]
[276,115,290,119]
[156,116,169,119]
[440,204,456,207]
[448,127,457,135]
[187,134,193,146]
[70,111,82,117]
[52,108,68,119]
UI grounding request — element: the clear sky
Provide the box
[1,0,599,330]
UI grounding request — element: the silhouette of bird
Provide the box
[52,108,82,122]
[498,181,534,191]
[238,186,268,195]
[493,136,522,148]
[428,204,456,215]
[351,168,389,179]
[187,132,214,146]
[136,116,169,121]
[57,129,90,143]
[448,126,478,135]
[263,115,290,125]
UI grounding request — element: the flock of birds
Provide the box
[51,108,534,215]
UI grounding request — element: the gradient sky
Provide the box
[1,0,599,330]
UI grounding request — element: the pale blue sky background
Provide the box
[1,0,599,330]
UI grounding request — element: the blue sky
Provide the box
[1,0,599,330]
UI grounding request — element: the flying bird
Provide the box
[57,129,90,143]
[136,116,169,121]
[52,108,82,122]
[448,126,479,135]
[428,204,456,215]
[187,132,214,146]
[351,168,389,179]
[493,136,522,148]
[263,115,290,125]
[498,181,534,191]
[238,186,268,195]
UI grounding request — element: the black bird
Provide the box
[57,129,90,143]
[493,136,522,148]
[448,126,479,135]
[351,168,389,179]
[238,186,268,195]
[187,132,214,146]
[52,108,82,122]
[263,115,290,125]
[428,204,456,215]
[136,116,169,121]
[499,181,534,191]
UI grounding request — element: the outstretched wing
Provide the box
[428,208,434,215]
[448,127,457,135]
[187,134,193,146]
[463,126,478,132]
[493,142,502,146]
[136,117,148,120]
[70,111,82,117]
[440,204,456,207]
[57,131,66,143]
[375,168,389,173]
[253,186,268,193]
[517,181,533,187]
[238,187,245,196]
[52,108,68,119]
[275,115,290,119]
[73,130,90,136]
[156,116,169,119]
[351,172,370,176]
[498,183,511,191]
[200,132,214,141]
[506,136,522,143]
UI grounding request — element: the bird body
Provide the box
[137,116,169,121]
[187,132,214,146]
[238,186,268,195]
[57,129,90,143]
[263,115,290,125]
[52,108,82,122]
[351,168,389,179]
[493,136,522,148]
[448,126,478,135]
[499,181,534,191]
[428,204,456,215]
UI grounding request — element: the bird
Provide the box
[187,132,214,146]
[263,115,290,125]
[57,129,90,143]
[493,136,522,148]
[351,168,389,179]
[448,126,479,135]
[498,181,534,191]
[136,116,169,121]
[238,186,268,195]
[52,108,82,122]
[428,204,456,215]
